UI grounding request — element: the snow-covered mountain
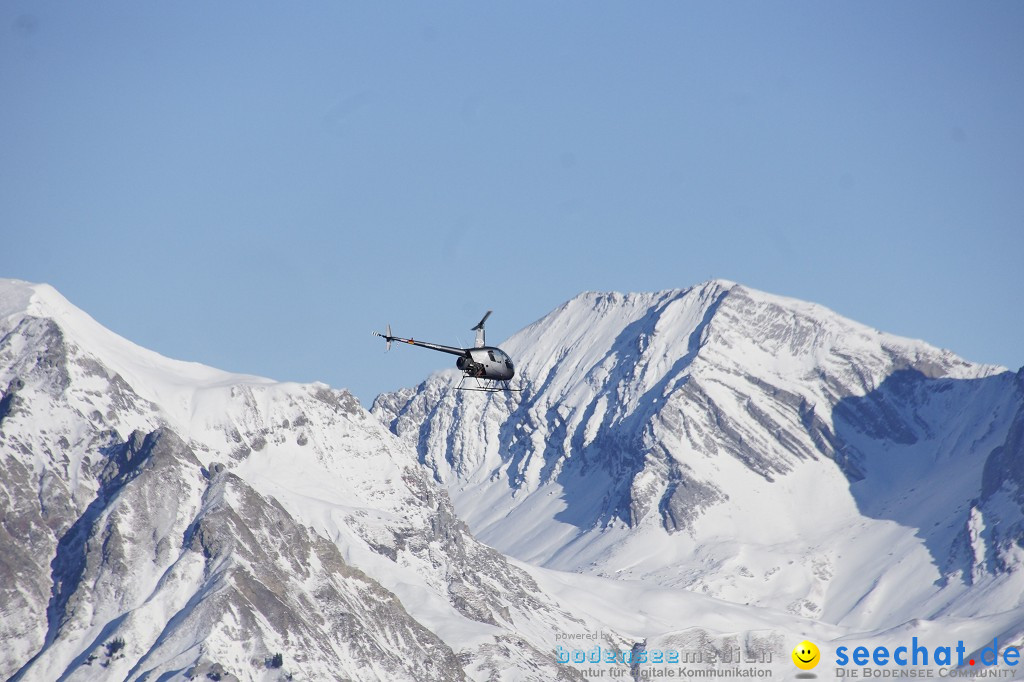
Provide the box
[0,280,599,681]
[6,277,1024,681]
[373,281,1024,633]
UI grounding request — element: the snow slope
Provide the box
[0,279,594,681]
[374,281,1024,636]
[5,277,1024,681]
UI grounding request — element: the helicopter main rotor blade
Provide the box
[471,310,492,331]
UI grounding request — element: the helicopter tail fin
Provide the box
[472,310,492,348]
[373,324,392,351]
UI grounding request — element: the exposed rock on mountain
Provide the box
[374,281,1024,628]
[0,279,589,681]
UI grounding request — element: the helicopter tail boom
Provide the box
[374,325,467,357]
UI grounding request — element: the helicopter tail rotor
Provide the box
[373,324,393,351]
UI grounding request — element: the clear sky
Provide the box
[2,2,1022,404]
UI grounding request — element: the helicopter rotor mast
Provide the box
[472,310,492,348]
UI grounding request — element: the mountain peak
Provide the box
[374,279,1023,627]
[1,279,599,681]
[0,278,66,320]
[0,279,277,433]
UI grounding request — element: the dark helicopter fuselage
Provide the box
[457,346,515,380]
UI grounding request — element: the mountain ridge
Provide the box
[373,280,1024,629]
[4,276,1024,680]
[0,278,598,681]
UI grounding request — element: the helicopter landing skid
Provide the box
[456,376,522,393]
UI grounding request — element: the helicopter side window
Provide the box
[488,351,496,362]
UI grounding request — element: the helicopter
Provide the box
[373,311,519,392]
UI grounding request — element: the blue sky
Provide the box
[2,2,1022,404]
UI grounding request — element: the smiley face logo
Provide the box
[792,640,820,670]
